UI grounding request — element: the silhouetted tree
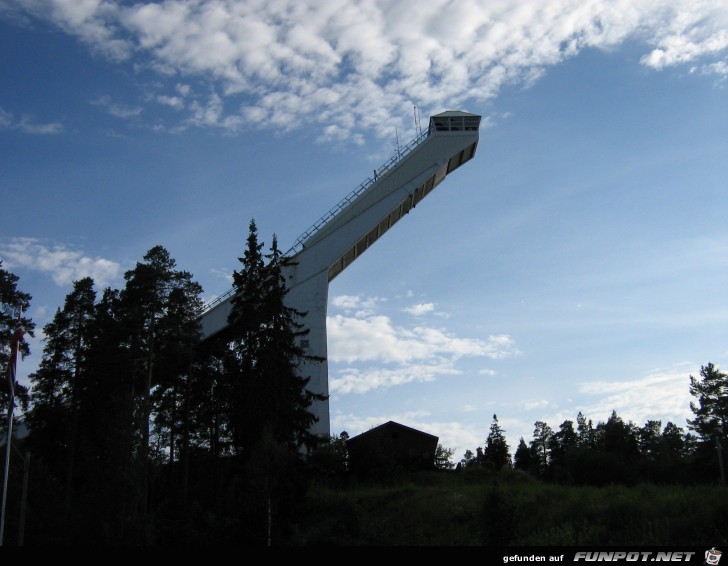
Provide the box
[576,411,596,448]
[73,287,134,543]
[530,421,553,477]
[591,411,640,485]
[309,432,349,478]
[117,246,203,538]
[483,414,510,470]
[225,223,325,459]
[687,363,728,483]
[655,421,689,483]
[435,444,455,470]
[688,363,728,442]
[0,262,34,426]
[27,277,96,520]
[549,420,577,482]
[513,437,534,473]
[459,449,475,468]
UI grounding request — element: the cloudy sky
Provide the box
[2,0,727,458]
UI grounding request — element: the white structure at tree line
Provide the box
[200,110,482,437]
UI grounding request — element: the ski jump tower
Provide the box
[201,110,481,437]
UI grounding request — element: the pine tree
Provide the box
[483,414,511,470]
[27,277,96,511]
[120,245,203,527]
[598,411,639,458]
[150,263,203,479]
[459,449,475,468]
[688,363,728,442]
[687,363,728,483]
[638,420,663,459]
[549,420,577,466]
[0,262,34,427]
[530,421,553,476]
[513,437,534,473]
[593,411,640,485]
[434,444,455,469]
[576,411,595,448]
[74,288,135,543]
[548,419,577,483]
[27,309,73,458]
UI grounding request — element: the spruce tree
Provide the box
[226,222,325,458]
[483,414,511,470]
[226,219,267,457]
[259,235,325,450]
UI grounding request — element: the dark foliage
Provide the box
[6,235,727,545]
[4,231,324,545]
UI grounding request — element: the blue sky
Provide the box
[1,0,727,458]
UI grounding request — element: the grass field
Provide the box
[293,469,728,546]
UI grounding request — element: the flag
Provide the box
[5,310,24,400]
[12,315,25,342]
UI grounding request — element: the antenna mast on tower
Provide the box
[414,105,422,136]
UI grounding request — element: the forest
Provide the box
[1,221,727,545]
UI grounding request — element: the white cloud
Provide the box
[91,95,143,119]
[520,399,551,411]
[0,106,63,134]
[157,94,184,109]
[32,305,49,320]
[403,302,434,316]
[209,267,233,283]
[330,294,364,310]
[640,4,728,70]
[327,302,518,394]
[0,237,121,287]
[330,360,461,395]
[330,294,385,317]
[43,0,133,61]
[578,365,696,427]
[328,313,517,364]
[9,0,727,138]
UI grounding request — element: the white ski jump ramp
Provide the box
[201,111,481,437]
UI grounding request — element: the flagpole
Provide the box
[1,308,23,547]
[0,397,14,546]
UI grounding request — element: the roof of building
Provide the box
[347,420,439,444]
